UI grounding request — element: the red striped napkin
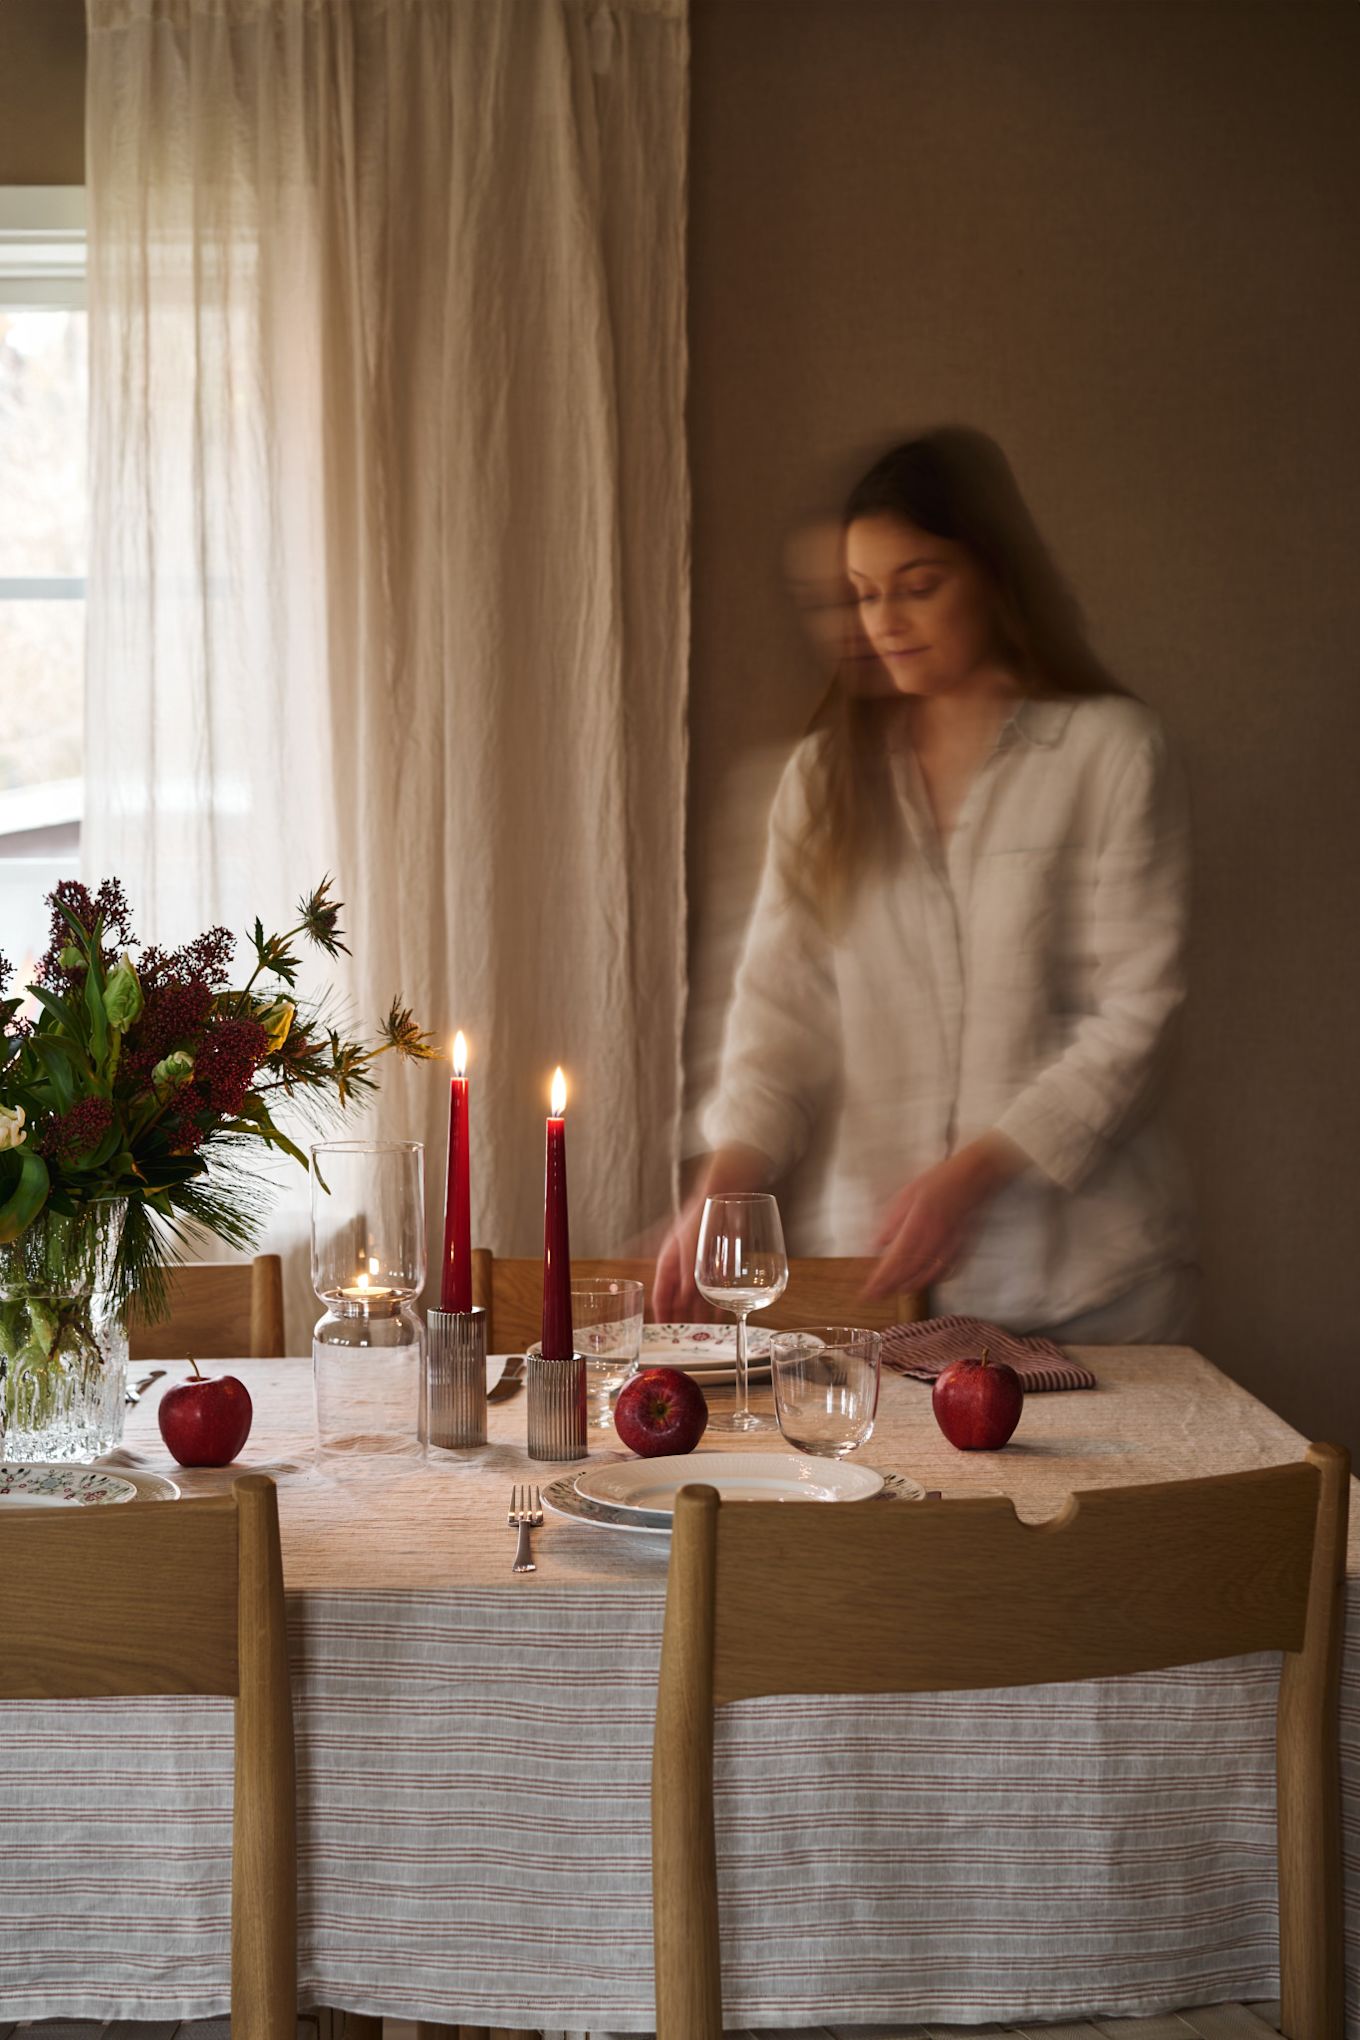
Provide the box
[881,1314,1097,1392]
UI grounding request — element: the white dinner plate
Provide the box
[0,1462,139,1508]
[576,1449,884,1516]
[547,1463,924,1536]
[630,1360,768,1389]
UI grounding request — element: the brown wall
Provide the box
[688,0,1360,1447]
[0,0,85,184]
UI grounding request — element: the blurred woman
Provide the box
[656,428,1196,1341]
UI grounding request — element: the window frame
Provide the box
[0,185,88,873]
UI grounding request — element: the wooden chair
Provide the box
[472,1248,921,1352]
[653,1446,1350,2040]
[129,1252,286,1359]
[0,1474,296,2040]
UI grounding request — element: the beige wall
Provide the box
[0,0,85,184]
[688,0,1360,1447]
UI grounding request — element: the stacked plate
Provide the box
[542,1448,905,1535]
[639,1322,774,1386]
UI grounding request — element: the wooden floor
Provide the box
[0,2005,1286,2040]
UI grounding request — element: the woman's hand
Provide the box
[864,1133,1026,1299]
[652,1143,774,1321]
[652,1191,709,1321]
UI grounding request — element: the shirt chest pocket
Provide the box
[968,847,1064,993]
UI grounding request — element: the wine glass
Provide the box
[694,1192,789,1434]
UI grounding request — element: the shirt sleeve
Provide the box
[993,719,1190,1192]
[701,741,841,1176]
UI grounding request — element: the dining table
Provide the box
[1,1343,1358,2040]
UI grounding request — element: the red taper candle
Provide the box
[541,1065,573,1359]
[439,1030,473,1313]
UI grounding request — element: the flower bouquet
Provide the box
[0,876,436,1460]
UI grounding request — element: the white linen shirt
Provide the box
[702,693,1194,1329]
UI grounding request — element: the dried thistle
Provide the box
[379,998,442,1063]
[297,875,349,957]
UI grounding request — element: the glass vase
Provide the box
[0,1201,128,1463]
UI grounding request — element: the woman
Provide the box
[656,428,1196,1341]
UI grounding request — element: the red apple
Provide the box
[157,1356,254,1467]
[614,1366,709,1458]
[932,1347,1024,1451]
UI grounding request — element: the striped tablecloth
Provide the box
[1,1348,1357,2037]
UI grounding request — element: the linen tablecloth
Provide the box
[1,1348,1356,2036]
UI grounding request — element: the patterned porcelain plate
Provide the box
[640,1323,772,1378]
[541,1470,672,1534]
[0,1462,139,1508]
[93,1462,182,1502]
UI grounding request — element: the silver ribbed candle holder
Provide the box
[526,1343,588,1460]
[424,1305,489,1448]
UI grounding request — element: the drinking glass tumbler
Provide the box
[770,1325,882,1458]
[311,1140,426,1465]
[570,1277,644,1428]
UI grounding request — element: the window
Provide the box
[0,187,86,976]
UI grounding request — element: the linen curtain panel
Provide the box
[84,0,690,1347]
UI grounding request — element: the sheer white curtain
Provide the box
[84,0,690,1348]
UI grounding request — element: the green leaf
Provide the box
[27,1036,80,1111]
[0,1148,50,1244]
[28,985,82,1035]
[67,1122,124,1174]
[55,897,96,945]
[84,961,110,1069]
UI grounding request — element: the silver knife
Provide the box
[488,1355,526,1404]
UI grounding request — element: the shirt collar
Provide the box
[1005,696,1076,748]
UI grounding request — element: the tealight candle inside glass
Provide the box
[769,1325,882,1458]
[571,1277,643,1427]
[311,1140,426,1467]
[311,1139,426,1307]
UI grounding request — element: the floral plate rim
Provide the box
[0,1462,139,1507]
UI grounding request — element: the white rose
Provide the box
[0,1103,27,1151]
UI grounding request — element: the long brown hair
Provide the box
[800,427,1125,922]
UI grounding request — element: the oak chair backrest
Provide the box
[472,1248,921,1352]
[0,1476,296,2040]
[129,1253,286,1360]
[653,1445,1350,2040]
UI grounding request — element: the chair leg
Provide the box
[339,2018,383,2040]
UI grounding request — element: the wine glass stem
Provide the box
[735,1309,749,1420]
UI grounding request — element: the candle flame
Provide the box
[452,1029,468,1077]
[550,1066,567,1117]
[356,1270,370,1293]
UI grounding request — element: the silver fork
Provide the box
[508,1483,543,1574]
